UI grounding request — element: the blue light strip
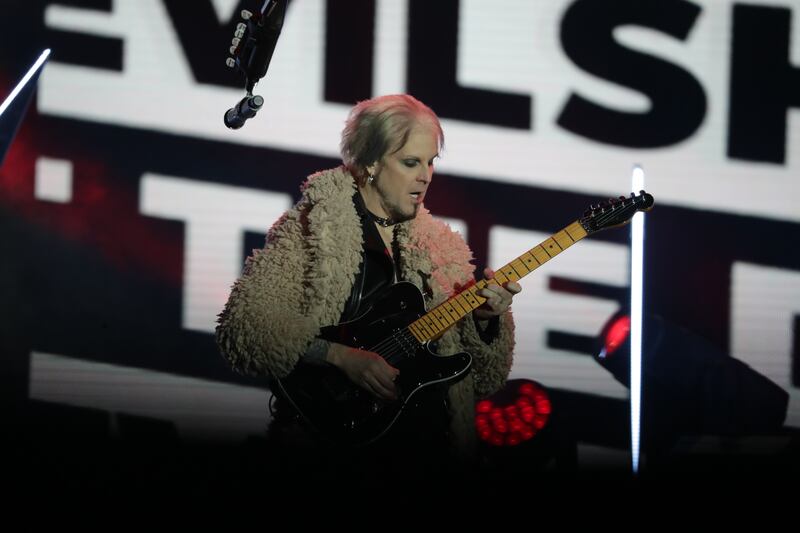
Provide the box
[630,165,645,474]
[0,49,51,118]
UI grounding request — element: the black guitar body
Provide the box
[273,281,472,446]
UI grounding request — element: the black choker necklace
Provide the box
[367,209,396,227]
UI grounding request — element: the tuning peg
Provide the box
[235,22,246,38]
[229,45,238,54]
[241,9,253,20]
[226,57,236,68]
[232,37,240,46]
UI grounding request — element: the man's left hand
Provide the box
[473,267,522,321]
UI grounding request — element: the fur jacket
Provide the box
[216,166,515,456]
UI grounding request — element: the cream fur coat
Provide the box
[216,166,515,456]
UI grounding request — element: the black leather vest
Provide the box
[339,192,398,323]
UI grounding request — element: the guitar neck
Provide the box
[407,220,588,343]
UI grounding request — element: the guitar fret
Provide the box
[425,313,442,331]
[422,315,441,334]
[554,230,573,249]
[409,322,425,341]
[434,311,449,328]
[462,289,483,309]
[450,298,468,316]
[501,266,520,282]
[565,221,587,241]
[429,309,446,329]
[433,308,452,327]
[417,318,432,337]
[510,259,529,276]
[520,251,540,269]
[442,302,461,320]
[415,319,432,339]
[532,246,550,263]
[543,238,561,256]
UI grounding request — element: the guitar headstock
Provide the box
[580,190,654,234]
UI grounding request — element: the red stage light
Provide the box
[476,380,551,447]
[602,314,631,357]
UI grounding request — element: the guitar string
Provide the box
[590,201,638,229]
[369,328,419,364]
[370,330,414,363]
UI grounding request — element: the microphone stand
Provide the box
[224,0,287,129]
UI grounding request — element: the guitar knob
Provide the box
[235,22,246,38]
[225,57,235,68]
[229,45,238,55]
[231,37,241,46]
[241,9,253,20]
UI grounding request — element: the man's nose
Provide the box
[418,166,432,183]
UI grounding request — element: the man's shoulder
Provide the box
[403,209,475,286]
[412,209,468,245]
[300,166,357,203]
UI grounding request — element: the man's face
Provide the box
[369,121,439,223]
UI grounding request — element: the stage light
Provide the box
[1,49,51,167]
[0,49,50,118]
[630,164,645,473]
[598,313,630,359]
[594,310,789,456]
[476,379,551,447]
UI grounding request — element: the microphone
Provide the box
[224,94,264,130]
[224,0,287,129]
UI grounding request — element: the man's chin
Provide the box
[397,205,419,222]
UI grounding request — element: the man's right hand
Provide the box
[326,342,399,401]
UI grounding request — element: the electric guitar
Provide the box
[273,191,655,446]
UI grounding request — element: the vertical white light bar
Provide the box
[630,164,645,474]
[0,49,51,118]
